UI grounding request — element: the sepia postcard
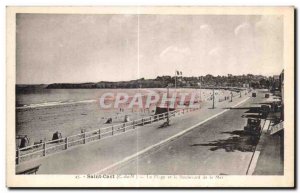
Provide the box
[6,6,294,188]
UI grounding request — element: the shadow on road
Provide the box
[224,107,261,113]
[224,106,265,119]
[191,130,260,152]
[241,114,262,119]
[252,102,275,105]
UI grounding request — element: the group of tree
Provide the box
[44,74,274,89]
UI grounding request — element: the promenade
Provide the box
[110,92,266,175]
[16,91,265,174]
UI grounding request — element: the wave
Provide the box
[16,99,97,109]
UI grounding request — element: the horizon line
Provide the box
[16,72,281,85]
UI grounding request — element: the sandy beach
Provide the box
[16,88,237,145]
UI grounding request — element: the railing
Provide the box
[16,107,200,165]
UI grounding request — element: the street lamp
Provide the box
[212,88,215,109]
[166,86,170,126]
[161,84,172,127]
[197,82,202,109]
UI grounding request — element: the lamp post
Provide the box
[175,70,177,92]
[198,82,202,109]
[166,86,170,126]
[212,88,215,109]
[161,84,171,127]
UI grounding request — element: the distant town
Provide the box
[16,73,283,92]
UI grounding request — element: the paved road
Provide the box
[107,91,267,175]
[17,90,265,175]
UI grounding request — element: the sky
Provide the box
[16,14,283,84]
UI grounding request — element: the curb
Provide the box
[246,119,271,175]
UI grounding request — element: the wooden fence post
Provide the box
[112,125,114,135]
[65,137,68,150]
[98,129,101,139]
[16,149,20,165]
[150,116,152,123]
[43,142,46,156]
[123,123,126,132]
[142,118,144,126]
[133,120,135,129]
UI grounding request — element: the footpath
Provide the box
[250,95,284,175]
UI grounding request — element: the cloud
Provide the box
[234,22,251,36]
[199,24,213,35]
[255,15,282,33]
[200,24,210,30]
[159,46,190,57]
[208,47,222,56]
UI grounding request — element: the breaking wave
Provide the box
[16,99,97,109]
